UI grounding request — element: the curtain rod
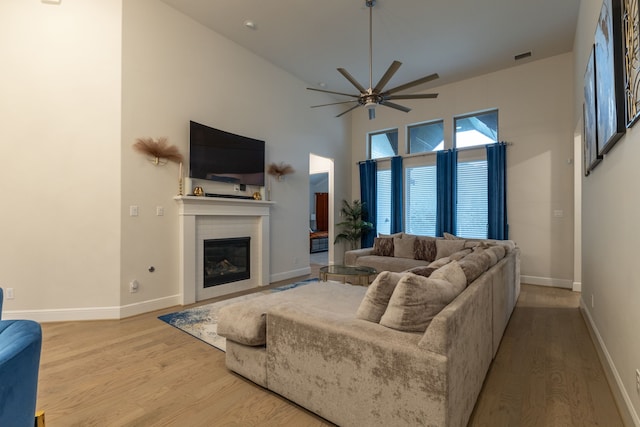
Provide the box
[356,141,513,165]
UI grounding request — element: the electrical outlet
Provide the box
[636,369,639,393]
[5,288,14,300]
[129,280,139,293]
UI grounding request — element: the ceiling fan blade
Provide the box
[336,104,362,118]
[337,68,367,93]
[384,73,439,95]
[307,87,360,98]
[385,93,439,100]
[373,61,402,93]
[380,101,411,113]
[311,100,359,108]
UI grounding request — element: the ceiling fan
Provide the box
[307,0,439,120]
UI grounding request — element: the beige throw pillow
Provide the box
[356,271,405,323]
[435,239,466,260]
[394,236,416,259]
[430,260,467,290]
[379,273,464,332]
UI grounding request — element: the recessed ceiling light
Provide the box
[243,20,257,30]
[319,82,327,88]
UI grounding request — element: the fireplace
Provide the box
[203,237,250,287]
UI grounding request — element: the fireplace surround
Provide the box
[175,196,274,304]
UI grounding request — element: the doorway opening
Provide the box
[309,154,334,268]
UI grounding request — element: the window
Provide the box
[369,129,398,159]
[376,168,391,235]
[454,110,498,148]
[457,159,488,238]
[405,165,437,236]
[408,121,444,153]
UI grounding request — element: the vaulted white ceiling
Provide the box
[160,0,580,97]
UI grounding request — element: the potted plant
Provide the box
[334,199,373,250]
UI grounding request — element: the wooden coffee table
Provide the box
[319,265,377,286]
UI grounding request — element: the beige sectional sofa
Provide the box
[218,237,520,427]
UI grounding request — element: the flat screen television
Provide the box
[189,121,265,186]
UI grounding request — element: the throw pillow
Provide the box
[430,260,467,290]
[435,239,466,260]
[356,271,405,323]
[372,237,394,257]
[448,248,472,261]
[457,258,484,284]
[394,236,416,259]
[413,238,437,262]
[487,245,506,262]
[443,232,463,240]
[379,273,464,332]
[428,256,451,268]
[378,232,404,239]
[407,266,438,278]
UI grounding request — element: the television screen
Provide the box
[189,121,265,186]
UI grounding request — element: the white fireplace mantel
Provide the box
[174,196,275,305]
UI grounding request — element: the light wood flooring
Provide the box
[37,270,624,426]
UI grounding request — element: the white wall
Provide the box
[575,1,640,424]
[350,53,576,286]
[0,0,122,317]
[120,0,351,304]
[0,0,350,319]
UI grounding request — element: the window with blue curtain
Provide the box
[359,160,377,247]
[365,109,505,241]
[376,168,391,235]
[436,149,457,236]
[487,142,508,239]
[405,164,437,235]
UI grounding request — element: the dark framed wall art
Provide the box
[595,0,626,154]
[584,46,602,175]
[623,0,640,126]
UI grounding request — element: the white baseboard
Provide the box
[580,301,640,427]
[270,267,312,283]
[3,306,121,322]
[119,294,182,318]
[572,281,582,292]
[3,294,182,322]
[520,275,573,289]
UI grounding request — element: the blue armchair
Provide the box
[0,288,43,427]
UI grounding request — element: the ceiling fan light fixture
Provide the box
[306,0,438,119]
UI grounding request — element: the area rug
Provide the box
[158,279,317,352]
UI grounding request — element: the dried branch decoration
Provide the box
[267,162,295,177]
[133,137,183,165]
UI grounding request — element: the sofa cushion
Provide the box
[356,271,405,323]
[218,282,366,346]
[394,236,416,259]
[435,239,466,260]
[413,238,437,262]
[379,271,466,332]
[354,255,430,273]
[372,237,394,257]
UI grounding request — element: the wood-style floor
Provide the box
[36,270,623,426]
